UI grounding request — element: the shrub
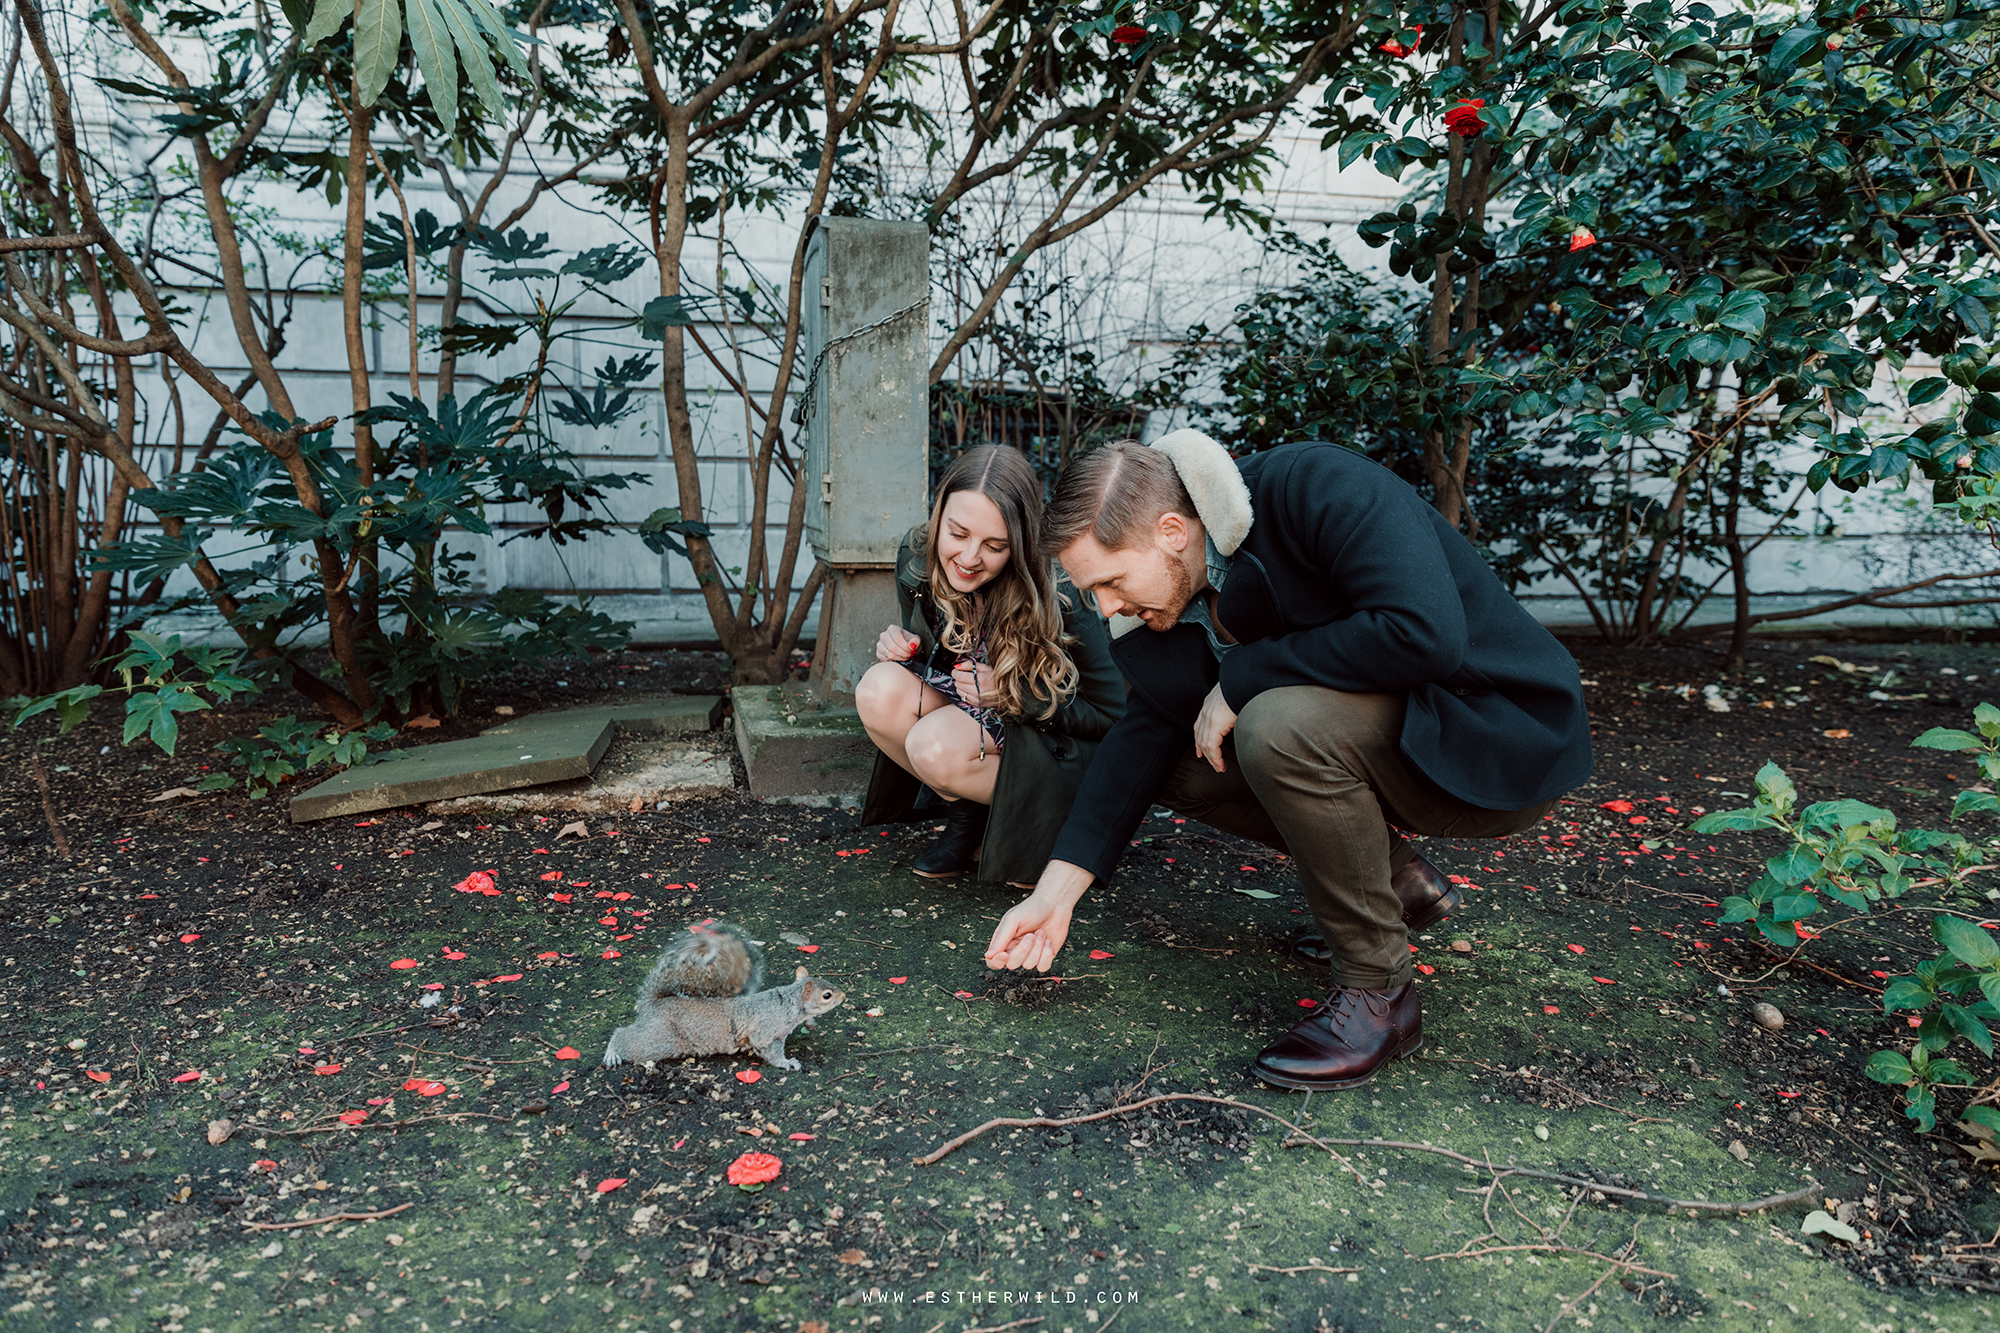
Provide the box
[1692,707,2000,1134]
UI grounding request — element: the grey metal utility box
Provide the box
[799,218,930,565]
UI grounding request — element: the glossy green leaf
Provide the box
[1864,1049,1915,1085]
[1934,914,2000,968]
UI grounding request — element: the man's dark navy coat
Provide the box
[1049,440,1594,883]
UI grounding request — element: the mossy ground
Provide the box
[2,639,1996,1332]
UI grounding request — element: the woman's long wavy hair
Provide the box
[915,445,1076,721]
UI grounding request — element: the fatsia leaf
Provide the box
[353,0,403,108]
[301,0,354,47]
[404,0,459,134]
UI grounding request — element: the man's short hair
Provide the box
[1043,440,1195,553]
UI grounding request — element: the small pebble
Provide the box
[1751,1002,1784,1032]
[1449,940,1474,954]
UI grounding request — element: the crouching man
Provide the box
[984,433,1593,1090]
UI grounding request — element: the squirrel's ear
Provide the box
[794,965,809,981]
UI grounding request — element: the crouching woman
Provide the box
[857,445,1125,884]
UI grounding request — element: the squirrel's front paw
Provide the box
[773,1058,802,1072]
[601,1052,623,1068]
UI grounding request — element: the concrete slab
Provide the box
[487,695,725,738]
[427,735,733,815]
[731,684,876,802]
[288,695,725,823]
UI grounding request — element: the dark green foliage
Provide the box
[1694,707,2000,1133]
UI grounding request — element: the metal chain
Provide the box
[789,295,931,427]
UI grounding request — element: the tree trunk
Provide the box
[1723,423,1752,672]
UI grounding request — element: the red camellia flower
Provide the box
[1569,226,1597,252]
[1443,98,1487,136]
[453,870,499,895]
[1379,24,1422,58]
[727,1151,782,1186]
[1111,24,1146,44]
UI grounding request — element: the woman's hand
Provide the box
[950,660,997,708]
[875,625,921,663]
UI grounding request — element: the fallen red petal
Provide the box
[554,1047,581,1060]
[313,1064,343,1075]
[736,1070,761,1083]
[85,1070,111,1083]
[1088,950,1114,960]
[180,933,200,943]
[390,959,419,970]
[172,1071,201,1083]
[596,1177,627,1193]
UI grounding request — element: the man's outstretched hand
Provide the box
[985,861,1093,973]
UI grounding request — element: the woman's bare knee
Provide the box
[905,712,978,795]
[856,662,914,732]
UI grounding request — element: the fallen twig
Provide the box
[394,1043,542,1066]
[1424,1241,1674,1277]
[913,1092,1368,1188]
[1278,1134,1817,1216]
[1246,1261,1361,1275]
[1746,941,1884,994]
[960,1319,1043,1333]
[243,1202,414,1232]
[251,1111,514,1137]
[1440,1057,1673,1124]
[919,1094,1817,1215]
[29,750,71,859]
[1544,1258,1629,1333]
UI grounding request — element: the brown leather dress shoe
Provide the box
[1251,982,1422,1091]
[1287,854,1462,968]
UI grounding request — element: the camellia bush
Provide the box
[1172,0,2000,655]
[1690,706,2000,1135]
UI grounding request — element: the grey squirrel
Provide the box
[600,919,845,1071]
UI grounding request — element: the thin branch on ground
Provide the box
[912,1091,1369,1188]
[251,1111,514,1136]
[1437,1056,1674,1124]
[242,1202,414,1232]
[1424,1241,1674,1278]
[1246,1261,1362,1275]
[29,751,71,858]
[1271,1133,1819,1216]
[1544,1257,1631,1333]
[918,1093,1817,1214]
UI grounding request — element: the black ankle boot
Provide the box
[912,801,988,878]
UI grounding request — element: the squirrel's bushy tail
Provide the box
[634,920,764,1011]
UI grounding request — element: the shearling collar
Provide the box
[1150,428,1252,556]
[1103,429,1254,639]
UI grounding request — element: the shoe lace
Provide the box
[1323,987,1388,1038]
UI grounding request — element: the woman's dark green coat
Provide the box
[859,532,1126,885]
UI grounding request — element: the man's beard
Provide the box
[1143,554,1198,631]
